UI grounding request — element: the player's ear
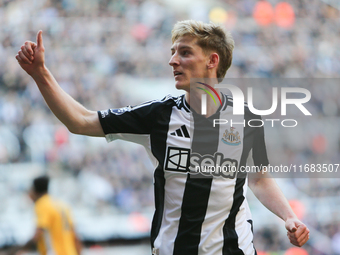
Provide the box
[207,53,219,69]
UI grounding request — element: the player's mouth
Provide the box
[173,71,183,78]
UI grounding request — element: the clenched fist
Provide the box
[285,218,310,247]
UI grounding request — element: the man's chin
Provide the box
[175,82,190,92]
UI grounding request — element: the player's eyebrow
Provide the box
[170,45,194,52]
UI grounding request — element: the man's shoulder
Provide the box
[133,94,187,111]
[149,94,184,105]
[35,194,52,211]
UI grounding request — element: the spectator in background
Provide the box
[11,176,82,255]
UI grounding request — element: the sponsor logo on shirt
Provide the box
[164,146,238,179]
[165,147,190,172]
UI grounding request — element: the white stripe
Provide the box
[202,94,207,115]
[198,106,246,254]
[198,178,236,255]
[153,170,188,254]
[235,199,256,255]
[154,106,192,254]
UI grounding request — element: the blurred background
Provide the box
[1,0,340,254]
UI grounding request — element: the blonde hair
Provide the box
[171,20,235,79]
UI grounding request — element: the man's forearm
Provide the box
[249,174,296,221]
[31,66,99,135]
[249,173,310,246]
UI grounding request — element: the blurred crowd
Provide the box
[1,0,340,253]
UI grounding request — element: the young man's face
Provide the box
[169,35,210,91]
[28,188,38,202]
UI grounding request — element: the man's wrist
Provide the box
[284,215,299,222]
[30,65,48,80]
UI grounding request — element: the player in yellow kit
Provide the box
[12,176,82,255]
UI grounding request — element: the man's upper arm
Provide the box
[79,110,105,137]
[248,166,269,189]
[35,204,50,229]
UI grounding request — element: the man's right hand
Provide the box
[14,30,104,137]
[16,30,45,76]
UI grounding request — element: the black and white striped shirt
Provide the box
[98,94,269,255]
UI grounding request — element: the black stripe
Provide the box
[239,108,268,173]
[173,176,213,255]
[222,178,246,255]
[222,94,228,111]
[247,219,257,255]
[150,103,175,248]
[151,165,166,248]
[221,97,247,254]
[181,125,190,138]
[247,219,254,233]
[222,103,260,254]
[171,132,176,136]
[181,94,190,112]
[247,220,257,255]
[176,128,183,137]
[173,112,220,254]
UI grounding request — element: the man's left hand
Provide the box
[285,218,310,247]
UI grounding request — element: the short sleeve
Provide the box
[97,98,165,142]
[35,204,50,229]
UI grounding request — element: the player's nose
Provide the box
[169,53,179,67]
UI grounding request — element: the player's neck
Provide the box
[34,193,48,203]
[185,89,221,118]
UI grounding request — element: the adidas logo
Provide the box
[170,125,190,138]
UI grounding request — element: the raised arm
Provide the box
[15,31,104,137]
[248,171,310,247]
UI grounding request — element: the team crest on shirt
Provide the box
[222,127,241,146]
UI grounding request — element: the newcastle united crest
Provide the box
[222,127,241,146]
